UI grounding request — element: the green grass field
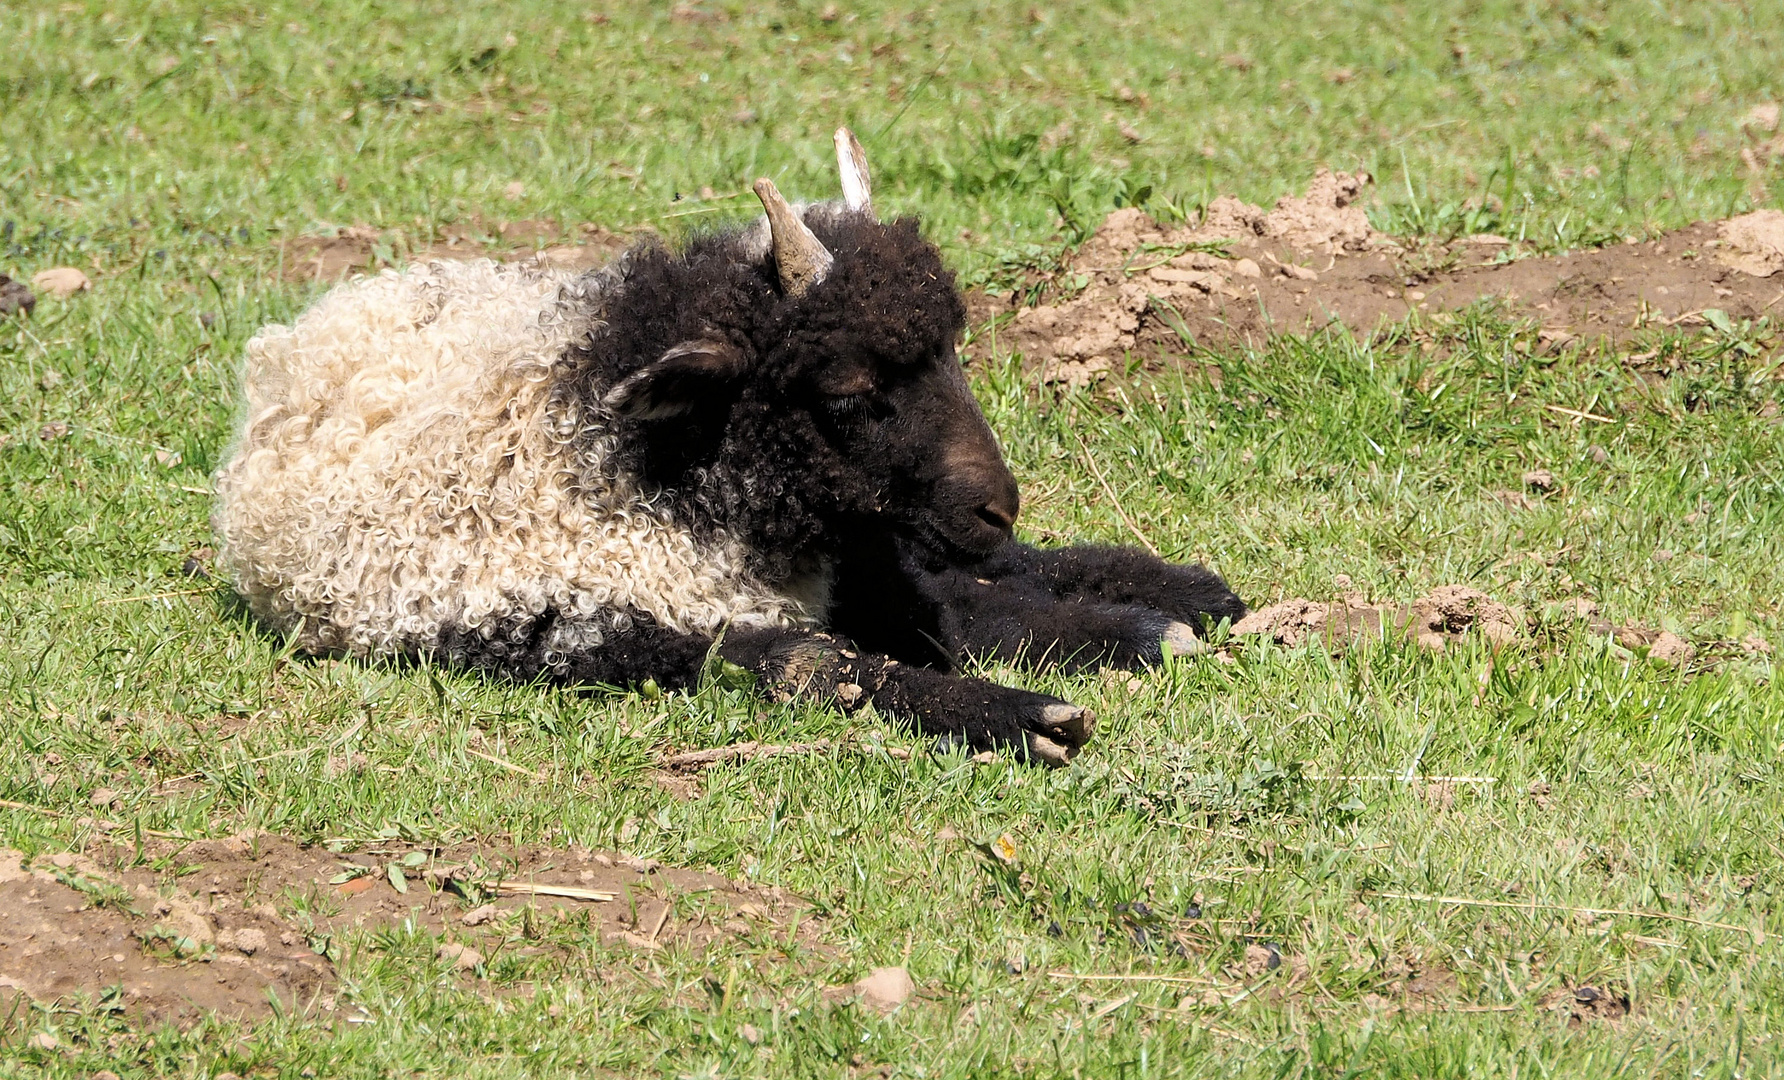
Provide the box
[4,1,1783,1076]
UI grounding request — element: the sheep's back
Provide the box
[213,258,800,663]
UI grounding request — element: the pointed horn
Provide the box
[834,127,873,215]
[753,177,834,297]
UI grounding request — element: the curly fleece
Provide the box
[212,258,803,663]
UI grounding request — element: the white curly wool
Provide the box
[213,259,801,663]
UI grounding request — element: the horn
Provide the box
[752,177,834,297]
[834,126,873,215]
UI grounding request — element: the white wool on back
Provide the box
[213,258,802,663]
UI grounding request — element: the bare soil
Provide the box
[0,834,805,1025]
[971,175,1784,385]
[1230,584,1521,653]
[279,217,634,283]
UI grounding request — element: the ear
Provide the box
[603,339,751,420]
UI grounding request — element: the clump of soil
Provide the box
[1229,585,1519,653]
[0,834,804,1025]
[975,174,1784,385]
[1592,623,1699,666]
[1718,210,1784,277]
[1541,983,1632,1025]
[281,218,634,283]
[0,273,36,318]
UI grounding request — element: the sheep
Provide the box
[214,129,1246,764]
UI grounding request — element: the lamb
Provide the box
[214,129,1246,764]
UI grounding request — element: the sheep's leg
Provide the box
[1013,544,1247,631]
[439,615,1093,764]
[708,625,1094,766]
[908,543,1247,672]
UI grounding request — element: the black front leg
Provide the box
[837,539,1246,674]
[439,611,1094,764]
[1013,543,1248,631]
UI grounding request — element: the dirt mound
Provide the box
[1230,585,1520,653]
[979,175,1784,384]
[0,835,804,1024]
[1001,170,1382,387]
[1718,210,1784,277]
[281,218,634,283]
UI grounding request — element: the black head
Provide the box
[579,131,1019,566]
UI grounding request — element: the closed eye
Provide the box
[824,392,890,420]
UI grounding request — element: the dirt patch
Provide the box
[1230,585,1520,653]
[280,218,635,284]
[1590,622,1699,666]
[1541,983,1632,1025]
[975,174,1784,384]
[0,835,805,1025]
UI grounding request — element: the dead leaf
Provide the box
[460,904,500,926]
[991,833,1018,865]
[436,942,483,971]
[336,875,376,896]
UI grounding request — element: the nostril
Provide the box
[976,503,1015,532]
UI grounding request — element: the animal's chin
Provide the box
[906,513,1011,563]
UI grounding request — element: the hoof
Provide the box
[1027,733,1077,766]
[1039,702,1096,745]
[1160,621,1210,658]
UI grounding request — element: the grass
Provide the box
[4,0,1784,1076]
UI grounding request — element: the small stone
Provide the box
[90,788,118,809]
[437,942,483,970]
[460,903,500,926]
[738,1023,762,1045]
[1587,445,1611,465]
[1231,257,1262,278]
[502,180,525,201]
[29,1031,58,1050]
[93,1072,122,1080]
[31,267,91,298]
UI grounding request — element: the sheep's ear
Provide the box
[604,339,751,420]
